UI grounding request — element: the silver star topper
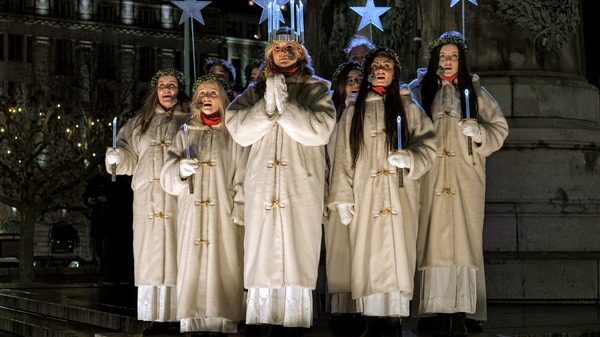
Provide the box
[171,0,212,25]
[350,0,390,32]
[450,0,478,7]
[254,0,290,24]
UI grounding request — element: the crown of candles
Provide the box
[268,0,304,44]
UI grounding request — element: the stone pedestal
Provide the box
[413,0,600,301]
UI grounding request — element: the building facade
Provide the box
[0,0,268,262]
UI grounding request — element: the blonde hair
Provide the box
[255,40,314,96]
[190,79,230,120]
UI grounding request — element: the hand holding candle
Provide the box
[464,89,473,156]
[397,116,404,188]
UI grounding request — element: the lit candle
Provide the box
[268,2,272,40]
[299,0,304,42]
[291,0,295,32]
[397,116,402,150]
[275,3,279,32]
[465,89,470,119]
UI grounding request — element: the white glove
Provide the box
[387,150,411,169]
[458,119,481,141]
[264,76,276,114]
[106,147,121,165]
[337,203,355,225]
[273,74,289,113]
[179,158,199,179]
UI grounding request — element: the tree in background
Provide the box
[0,48,135,281]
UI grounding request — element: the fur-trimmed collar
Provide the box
[365,84,412,102]
[181,115,225,131]
[156,103,188,116]
[284,72,332,89]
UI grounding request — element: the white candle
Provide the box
[268,2,272,39]
[397,116,402,150]
[291,0,295,32]
[299,0,304,42]
[465,89,470,119]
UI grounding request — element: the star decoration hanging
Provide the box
[450,0,478,7]
[350,0,390,31]
[253,0,290,24]
[171,0,212,25]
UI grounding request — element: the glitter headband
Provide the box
[191,75,232,99]
[332,61,362,84]
[428,31,468,54]
[150,68,186,88]
[361,47,402,75]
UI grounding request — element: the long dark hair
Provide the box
[349,51,408,168]
[331,62,361,121]
[420,44,478,120]
[135,79,190,137]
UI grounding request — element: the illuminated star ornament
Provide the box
[171,0,212,25]
[450,0,478,7]
[350,0,390,31]
[254,0,290,24]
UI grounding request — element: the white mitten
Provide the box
[106,147,121,165]
[179,158,199,179]
[458,119,482,142]
[273,74,289,113]
[387,150,411,169]
[337,203,355,225]
[264,76,276,114]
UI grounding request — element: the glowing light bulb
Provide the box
[57,116,61,119]
[57,104,61,108]
[66,128,70,132]
[76,125,79,128]
[77,143,82,147]
[91,122,95,125]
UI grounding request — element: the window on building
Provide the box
[139,9,157,27]
[98,3,117,23]
[174,50,182,72]
[138,47,155,82]
[0,35,4,61]
[26,36,33,63]
[54,0,74,19]
[227,21,243,38]
[247,23,260,39]
[8,35,22,62]
[98,45,116,80]
[7,82,18,97]
[55,39,73,76]
[5,0,24,12]
[231,58,242,87]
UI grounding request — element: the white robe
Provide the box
[161,118,246,332]
[328,87,437,316]
[225,73,336,326]
[107,104,188,321]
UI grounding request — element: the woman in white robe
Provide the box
[409,31,508,337]
[161,75,246,336]
[329,47,437,337]
[105,69,190,335]
[225,27,336,337]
